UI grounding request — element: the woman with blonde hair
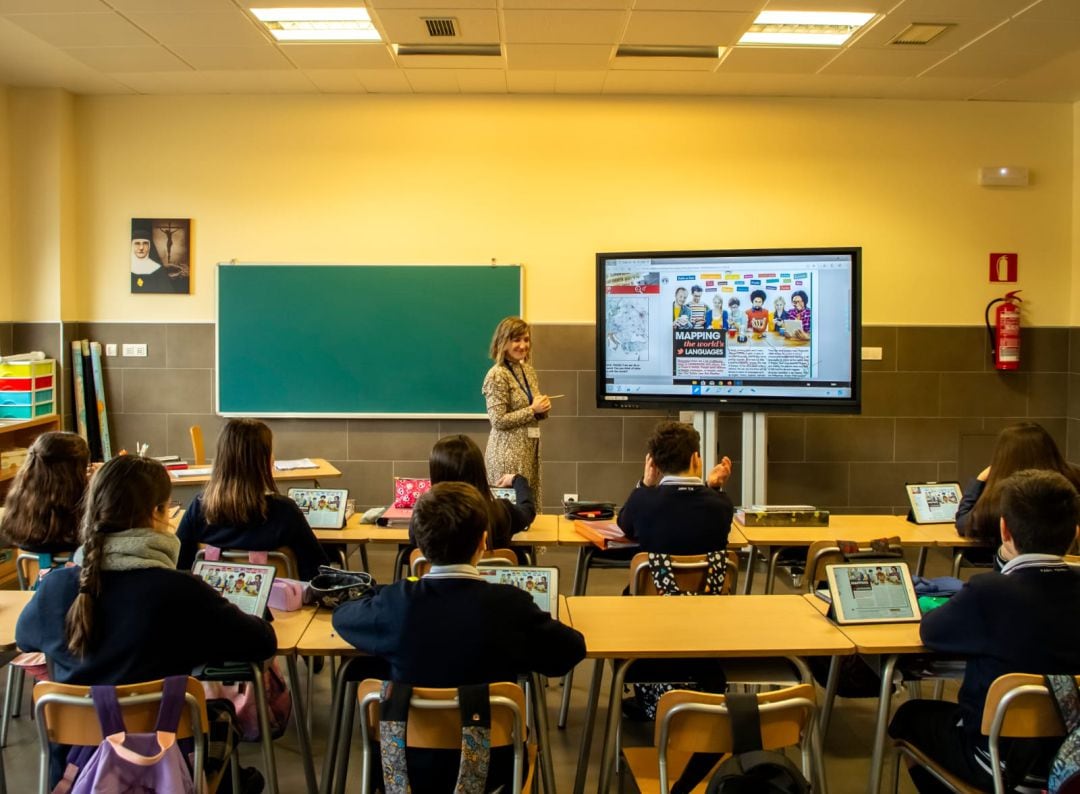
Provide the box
[1,431,89,555]
[482,317,550,509]
[177,418,327,579]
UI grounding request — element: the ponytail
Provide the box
[64,528,106,656]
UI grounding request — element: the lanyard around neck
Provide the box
[506,363,533,403]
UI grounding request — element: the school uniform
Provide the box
[333,565,585,792]
[618,475,733,555]
[16,566,277,685]
[177,493,328,580]
[889,554,1080,791]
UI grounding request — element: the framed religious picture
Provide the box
[130,218,191,294]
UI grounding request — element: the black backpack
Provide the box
[704,693,811,794]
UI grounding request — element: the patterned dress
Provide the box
[482,362,544,509]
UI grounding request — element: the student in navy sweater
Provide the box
[334,482,585,791]
[177,418,327,580]
[618,421,734,554]
[890,468,1080,792]
[17,456,276,790]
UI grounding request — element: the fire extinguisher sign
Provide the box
[990,253,1018,282]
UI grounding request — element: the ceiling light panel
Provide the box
[251,7,382,42]
[739,10,874,47]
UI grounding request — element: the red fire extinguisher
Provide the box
[985,290,1022,371]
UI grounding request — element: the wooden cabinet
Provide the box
[0,414,62,588]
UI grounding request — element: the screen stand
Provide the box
[741,411,768,506]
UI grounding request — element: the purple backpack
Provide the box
[55,676,197,794]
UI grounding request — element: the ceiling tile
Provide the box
[895,75,1005,99]
[367,0,495,8]
[821,47,947,77]
[505,43,611,70]
[602,69,716,93]
[503,9,627,44]
[762,0,894,9]
[169,45,292,71]
[63,44,190,72]
[923,17,1080,80]
[502,0,629,7]
[279,42,396,69]
[1017,0,1080,21]
[554,70,607,92]
[622,11,754,47]
[507,69,556,92]
[395,50,505,68]
[111,68,317,94]
[404,67,459,91]
[720,46,836,74]
[0,0,104,10]
[109,0,234,11]
[455,68,506,91]
[7,11,153,47]
[354,67,413,91]
[303,69,367,92]
[374,8,499,44]
[895,0,1035,16]
[611,53,719,71]
[126,10,267,47]
[970,47,1080,101]
[852,15,1001,51]
[633,0,759,9]
[0,15,134,91]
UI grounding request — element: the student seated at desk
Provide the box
[177,418,327,580]
[407,433,536,551]
[0,431,90,556]
[16,456,276,792]
[618,420,734,555]
[955,422,1080,569]
[334,482,585,791]
[890,469,1080,793]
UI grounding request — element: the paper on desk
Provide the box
[275,458,317,471]
[172,466,213,477]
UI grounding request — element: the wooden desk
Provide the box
[802,594,926,794]
[0,591,32,650]
[566,595,854,794]
[736,514,943,594]
[170,458,342,487]
[315,512,560,545]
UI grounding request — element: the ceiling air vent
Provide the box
[889,23,953,46]
[616,45,719,59]
[424,17,457,37]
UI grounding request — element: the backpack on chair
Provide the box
[705,693,810,794]
[1044,674,1080,793]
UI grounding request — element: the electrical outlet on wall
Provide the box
[105,344,117,356]
[122,343,147,357]
[563,493,578,503]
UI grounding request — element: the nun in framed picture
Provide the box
[130,219,190,294]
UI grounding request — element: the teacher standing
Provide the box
[482,317,551,510]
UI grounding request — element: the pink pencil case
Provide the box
[268,578,307,612]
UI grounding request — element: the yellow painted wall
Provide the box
[55,94,1077,325]
[1073,101,1080,326]
[0,86,11,321]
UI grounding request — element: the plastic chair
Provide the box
[356,679,536,794]
[407,547,517,578]
[892,673,1079,794]
[189,425,206,466]
[32,676,229,794]
[192,546,299,580]
[1,551,72,748]
[621,684,825,794]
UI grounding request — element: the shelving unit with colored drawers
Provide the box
[0,359,56,419]
[0,413,62,587]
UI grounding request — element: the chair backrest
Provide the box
[409,547,517,578]
[33,677,208,794]
[192,546,298,579]
[629,550,739,596]
[804,541,903,592]
[654,685,817,792]
[980,673,1079,738]
[189,425,206,466]
[356,679,528,794]
[16,551,72,591]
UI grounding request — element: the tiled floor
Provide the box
[1,541,951,792]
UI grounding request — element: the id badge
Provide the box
[527,427,541,439]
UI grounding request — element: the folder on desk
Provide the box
[377,506,412,528]
[573,520,638,550]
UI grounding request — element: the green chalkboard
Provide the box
[217,264,522,417]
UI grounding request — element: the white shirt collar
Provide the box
[658,474,704,486]
[1001,553,1067,575]
[425,563,483,580]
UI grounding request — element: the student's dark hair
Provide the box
[647,421,700,476]
[750,289,766,302]
[792,290,809,305]
[429,435,494,500]
[203,418,277,527]
[412,482,490,565]
[0,432,89,550]
[66,455,171,657]
[971,422,1080,544]
[691,285,702,294]
[489,316,530,364]
[999,469,1080,555]
[727,297,740,307]
[674,287,687,296]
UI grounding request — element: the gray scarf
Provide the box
[73,528,181,571]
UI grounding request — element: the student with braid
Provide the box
[177,418,327,580]
[16,455,275,791]
[0,432,90,555]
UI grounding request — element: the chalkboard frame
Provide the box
[215,262,523,418]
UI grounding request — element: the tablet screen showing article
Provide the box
[477,566,558,618]
[192,560,276,617]
[825,562,920,624]
[905,482,963,524]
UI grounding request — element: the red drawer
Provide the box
[0,375,53,391]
